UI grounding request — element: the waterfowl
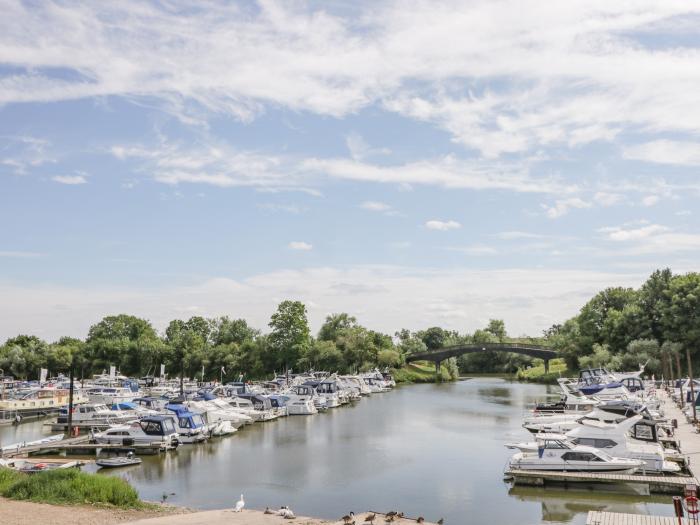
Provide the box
[416,518,424,524]
[437,519,444,524]
[342,511,355,524]
[264,507,274,514]
[364,513,376,523]
[234,494,245,512]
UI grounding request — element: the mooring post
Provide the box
[544,359,550,374]
[676,351,684,408]
[687,347,696,423]
[67,359,74,437]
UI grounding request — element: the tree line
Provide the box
[2,268,697,381]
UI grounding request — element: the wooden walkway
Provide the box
[2,435,168,457]
[587,511,689,524]
[505,468,698,494]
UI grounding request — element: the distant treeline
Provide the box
[1,268,697,381]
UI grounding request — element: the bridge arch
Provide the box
[405,343,558,377]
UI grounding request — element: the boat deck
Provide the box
[586,511,690,524]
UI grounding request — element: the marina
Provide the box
[1,376,692,524]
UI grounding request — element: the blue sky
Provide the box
[1,1,699,340]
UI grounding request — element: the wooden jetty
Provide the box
[586,511,689,524]
[1,435,169,457]
[505,468,698,495]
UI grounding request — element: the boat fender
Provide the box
[14,414,22,424]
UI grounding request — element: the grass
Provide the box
[516,358,569,384]
[0,467,146,508]
[393,361,454,383]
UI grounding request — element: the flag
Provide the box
[40,368,48,383]
[221,366,226,375]
[160,364,165,377]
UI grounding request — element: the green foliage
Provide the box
[517,358,569,384]
[0,468,141,508]
[268,300,311,373]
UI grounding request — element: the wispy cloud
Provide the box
[624,140,700,167]
[288,241,313,251]
[598,223,700,254]
[3,2,699,161]
[425,219,461,231]
[542,198,591,219]
[52,174,87,185]
[0,250,44,258]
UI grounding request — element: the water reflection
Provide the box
[0,379,677,524]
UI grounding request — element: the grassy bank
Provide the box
[0,468,149,508]
[516,358,569,384]
[393,361,454,383]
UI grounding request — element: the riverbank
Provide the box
[515,358,569,384]
[393,361,455,383]
[125,509,442,525]
[0,497,187,525]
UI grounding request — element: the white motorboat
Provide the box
[508,437,644,473]
[93,415,179,448]
[282,385,318,415]
[510,416,680,474]
[56,403,136,428]
[86,386,137,405]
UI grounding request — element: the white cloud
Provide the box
[594,192,624,207]
[288,241,313,251]
[641,195,659,206]
[542,198,591,219]
[346,132,391,161]
[624,140,700,166]
[52,174,87,185]
[448,244,498,255]
[676,210,692,216]
[0,251,44,258]
[303,156,575,194]
[0,266,649,341]
[599,224,668,241]
[598,223,700,254]
[496,231,546,240]
[360,201,392,212]
[3,2,700,159]
[425,219,461,231]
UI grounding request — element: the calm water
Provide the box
[1,378,676,524]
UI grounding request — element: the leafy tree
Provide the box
[486,319,507,342]
[209,317,259,346]
[578,343,612,369]
[268,301,311,373]
[662,273,700,372]
[318,313,357,342]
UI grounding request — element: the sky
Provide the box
[1,1,699,341]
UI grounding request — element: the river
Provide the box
[0,378,676,524]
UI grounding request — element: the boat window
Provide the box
[633,424,654,441]
[162,419,175,433]
[141,421,164,435]
[572,438,617,449]
[562,452,600,461]
[179,417,192,428]
[544,440,567,449]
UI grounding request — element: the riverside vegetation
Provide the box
[0,268,697,384]
[0,468,145,508]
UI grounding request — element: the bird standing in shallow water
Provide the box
[234,494,245,512]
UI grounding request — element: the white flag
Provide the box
[40,368,48,383]
[221,366,226,375]
[160,364,165,377]
[109,365,116,378]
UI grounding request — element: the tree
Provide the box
[318,313,357,342]
[486,319,507,342]
[209,317,259,346]
[86,314,164,376]
[268,301,311,373]
[578,343,612,369]
[662,273,700,372]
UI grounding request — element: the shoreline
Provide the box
[0,498,442,525]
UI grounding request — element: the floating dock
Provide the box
[505,469,698,495]
[586,511,690,524]
[1,435,169,457]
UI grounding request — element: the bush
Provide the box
[0,468,141,508]
[0,467,23,492]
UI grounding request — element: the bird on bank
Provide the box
[278,506,296,519]
[264,507,274,514]
[364,513,376,523]
[234,494,245,512]
[342,511,355,524]
[437,519,444,524]
[416,518,425,523]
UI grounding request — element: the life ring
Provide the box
[685,495,699,515]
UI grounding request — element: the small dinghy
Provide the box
[96,452,142,469]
